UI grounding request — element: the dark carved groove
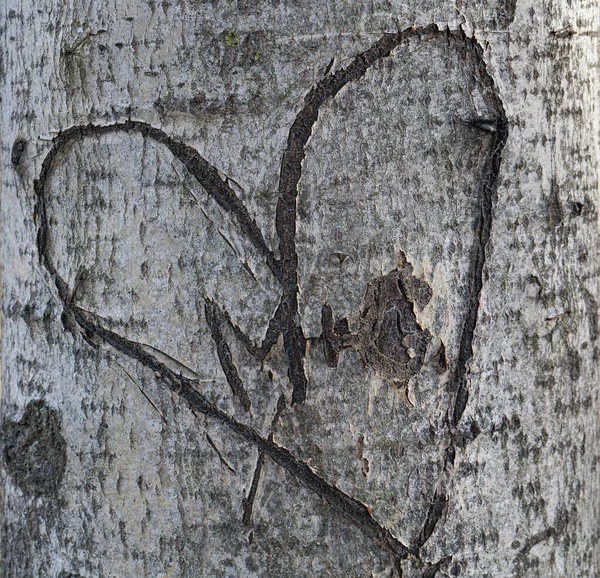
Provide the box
[34,120,282,284]
[414,490,448,551]
[242,452,265,526]
[275,24,441,404]
[218,300,285,362]
[451,115,508,428]
[204,299,252,412]
[206,433,236,474]
[420,556,453,578]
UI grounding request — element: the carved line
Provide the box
[204,299,252,412]
[206,433,237,474]
[275,24,508,558]
[218,300,285,362]
[242,393,287,526]
[242,451,265,526]
[451,113,508,427]
[413,489,449,551]
[430,33,508,554]
[275,23,445,405]
[450,32,509,426]
[421,556,453,578]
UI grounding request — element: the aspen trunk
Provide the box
[1,1,598,576]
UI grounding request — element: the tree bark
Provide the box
[1,1,598,577]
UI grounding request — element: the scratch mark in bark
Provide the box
[276,24,445,404]
[512,511,569,573]
[205,299,252,412]
[242,451,265,526]
[217,228,239,256]
[518,526,557,556]
[242,394,287,526]
[270,393,287,432]
[11,138,27,166]
[219,300,285,362]
[206,433,236,474]
[320,303,341,367]
[582,288,598,342]
[517,510,568,558]
[420,556,452,578]
[413,490,448,551]
[138,343,198,380]
[113,358,167,423]
[449,36,508,429]
[545,310,571,322]
[241,260,260,285]
[33,120,282,283]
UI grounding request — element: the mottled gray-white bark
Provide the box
[1,1,598,577]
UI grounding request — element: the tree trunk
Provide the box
[1,2,598,577]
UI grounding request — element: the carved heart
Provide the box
[34,24,507,569]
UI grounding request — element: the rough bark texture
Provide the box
[1,1,598,577]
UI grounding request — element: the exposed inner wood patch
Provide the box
[321,253,442,390]
[354,257,433,384]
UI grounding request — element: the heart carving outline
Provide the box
[34,24,508,570]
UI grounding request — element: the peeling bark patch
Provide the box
[322,256,438,387]
[2,400,67,496]
[355,264,433,385]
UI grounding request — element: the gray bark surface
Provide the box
[1,1,598,577]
